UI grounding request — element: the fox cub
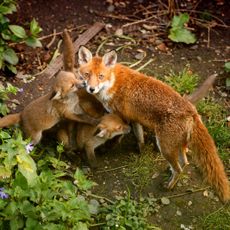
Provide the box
[76,46,229,202]
[58,113,130,167]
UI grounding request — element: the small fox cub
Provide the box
[0,71,98,144]
[77,46,230,202]
[76,113,130,167]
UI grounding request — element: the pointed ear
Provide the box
[115,124,122,131]
[50,90,62,100]
[96,129,107,138]
[102,50,117,67]
[78,46,93,65]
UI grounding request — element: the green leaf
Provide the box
[25,36,42,48]
[224,62,230,72]
[169,28,196,44]
[73,222,88,230]
[9,25,27,39]
[16,153,38,186]
[30,18,42,35]
[0,130,11,139]
[25,218,41,230]
[6,63,17,74]
[74,168,96,190]
[171,13,189,28]
[0,165,11,179]
[3,48,18,65]
[168,13,196,44]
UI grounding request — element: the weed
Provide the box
[164,66,199,95]
[168,13,196,44]
[124,145,161,191]
[97,192,161,230]
[0,82,18,115]
[0,0,42,73]
[201,206,230,230]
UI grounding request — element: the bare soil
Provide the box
[2,0,230,229]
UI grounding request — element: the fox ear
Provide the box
[102,50,117,67]
[50,90,62,100]
[78,46,92,65]
[96,129,107,138]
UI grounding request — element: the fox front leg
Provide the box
[64,112,99,125]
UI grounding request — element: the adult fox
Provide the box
[77,46,229,202]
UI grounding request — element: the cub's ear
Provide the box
[93,124,107,138]
[96,129,107,138]
[78,46,93,65]
[50,90,62,100]
[102,50,117,67]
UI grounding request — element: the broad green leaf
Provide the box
[30,18,42,35]
[9,25,27,39]
[25,36,42,48]
[10,217,24,230]
[6,63,17,74]
[17,154,38,186]
[0,165,11,179]
[224,62,230,72]
[74,168,97,190]
[0,130,11,139]
[0,6,12,14]
[25,218,41,230]
[171,13,189,28]
[3,48,18,65]
[169,28,196,44]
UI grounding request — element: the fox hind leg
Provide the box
[156,135,182,189]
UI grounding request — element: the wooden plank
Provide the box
[41,22,105,79]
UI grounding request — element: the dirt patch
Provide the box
[2,0,230,229]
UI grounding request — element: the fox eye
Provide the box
[98,74,104,80]
[84,72,89,78]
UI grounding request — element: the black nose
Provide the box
[89,87,95,93]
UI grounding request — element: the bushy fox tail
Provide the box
[186,74,217,104]
[0,113,20,128]
[62,29,75,72]
[191,115,230,202]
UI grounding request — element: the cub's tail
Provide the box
[191,115,230,202]
[0,113,20,128]
[186,74,217,104]
[62,29,75,72]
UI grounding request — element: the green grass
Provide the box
[124,145,161,191]
[164,66,199,95]
[197,99,230,162]
[201,206,230,230]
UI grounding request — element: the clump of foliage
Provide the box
[202,206,230,230]
[197,99,230,161]
[97,193,161,230]
[0,0,42,73]
[168,13,196,44]
[164,66,199,94]
[0,82,18,115]
[124,145,159,191]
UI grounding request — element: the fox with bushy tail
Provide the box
[77,46,230,202]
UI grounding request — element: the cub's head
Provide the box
[78,46,117,94]
[94,114,131,139]
[50,71,82,100]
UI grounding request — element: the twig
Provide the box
[136,58,154,72]
[45,29,56,49]
[96,165,128,173]
[207,26,211,48]
[83,191,115,204]
[96,37,110,56]
[161,186,210,199]
[122,15,157,28]
[129,58,145,68]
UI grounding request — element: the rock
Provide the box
[161,197,170,205]
[176,210,182,216]
[115,28,123,36]
[107,5,115,12]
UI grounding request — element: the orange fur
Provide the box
[77,48,230,202]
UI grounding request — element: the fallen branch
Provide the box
[96,165,128,174]
[136,58,154,72]
[38,22,105,79]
